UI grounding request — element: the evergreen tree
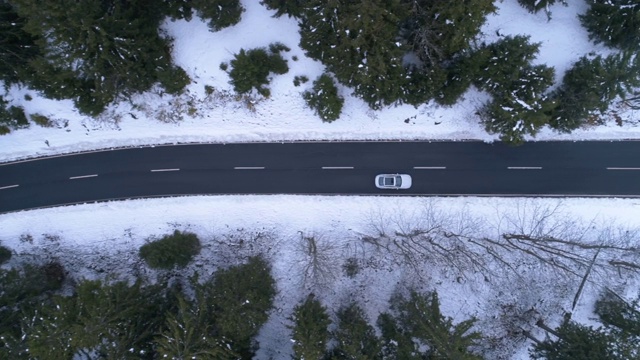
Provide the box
[289,294,331,360]
[156,293,236,359]
[139,230,202,270]
[260,0,308,18]
[330,303,382,360]
[228,44,289,97]
[0,244,10,264]
[0,95,29,135]
[518,0,566,17]
[191,0,244,32]
[530,320,630,360]
[205,255,277,358]
[0,1,39,84]
[580,0,640,51]
[303,74,344,122]
[391,290,483,359]
[376,313,422,359]
[10,0,190,115]
[299,0,410,109]
[595,289,640,337]
[550,52,640,132]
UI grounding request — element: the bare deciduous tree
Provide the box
[294,231,340,291]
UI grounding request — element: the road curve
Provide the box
[1,141,640,213]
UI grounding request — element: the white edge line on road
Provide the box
[0,184,19,190]
[234,166,265,170]
[69,174,98,180]
[508,166,542,170]
[607,167,640,170]
[150,168,180,172]
[322,166,354,170]
[413,166,446,170]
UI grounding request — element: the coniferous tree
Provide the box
[330,303,382,360]
[205,255,276,358]
[289,294,331,360]
[0,1,39,84]
[530,320,630,360]
[0,244,10,264]
[595,289,640,337]
[518,0,566,15]
[377,313,422,359]
[0,95,29,135]
[299,0,410,109]
[10,0,190,116]
[260,0,308,18]
[139,230,202,270]
[550,52,640,132]
[390,290,483,359]
[191,0,244,32]
[156,293,237,359]
[580,0,640,51]
[228,44,289,97]
[303,74,344,122]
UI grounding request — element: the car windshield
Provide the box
[395,176,402,186]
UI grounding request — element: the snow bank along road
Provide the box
[1,140,640,213]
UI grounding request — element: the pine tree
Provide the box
[392,291,483,359]
[330,303,382,360]
[0,1,39,84]
[550,52,640,132]
[377,313,422,359]
[205,255,277,358]
[139,230,202,270]
[191,0,244,32]
[518,0,566,17]
[530,320,629,360]
[580,0,640,51]
[228,44,289,97]
[299,0,410,109]
[289,294,331,360]
[260,0,308,18]
[303,74,344,122]
[10,0,189,115]
[156,293,236,359]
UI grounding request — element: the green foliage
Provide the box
[0,97,30,134]
[401,0,496,66]
[11,0,189,116]
[299,0,410,109]
[384,290,483,359]
[204,255,276,358]
[342,257,360,277]
[550,52,640,132]
[518,0,565,15]
[289,294,331,360]
[0,245,11,265]
[228,44,289,97]
[293,75,308,87]
[18,279,175,359]
[139,230,201,270]
[260,0,308,18]
[595,289,640,337]
[0,2,40,84]
[480,65,556,144]
[303,74,344,122]
[580,0,640,51]
[156,292,236,359]
[30,113,53,127]
[530,320,630,360]
[377,312,422,359]
[330,303,382,359]
[191,0,244,31]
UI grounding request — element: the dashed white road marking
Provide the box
[69,174,98,180]
[0,184,19,190]
[413,166,446,170]
[322,166,354,170]
[234,166,265,170]
[607,167,640,171]
[151,168,180,172]
[508,166,542,170]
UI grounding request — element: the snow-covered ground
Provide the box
[1,1,640,359]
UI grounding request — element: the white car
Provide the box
[375,174,412,189]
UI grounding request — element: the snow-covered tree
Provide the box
[580,0,640,51]
[330,303,382,359]
[303,74,344,122]
[260,0,308,18]
[191,0,244,32]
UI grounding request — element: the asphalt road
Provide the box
[1,141,640,213]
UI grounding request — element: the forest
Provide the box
[0,0,638,143]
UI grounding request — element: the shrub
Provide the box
[228,44,289,97]
[31,114,53,127]
[157,66,191,95]
[260,0,307,18]
[192,0,244,31]
[303,74,344,122]
[0,245,11,265]
[139,230,201,270]
[293,75,308,87]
